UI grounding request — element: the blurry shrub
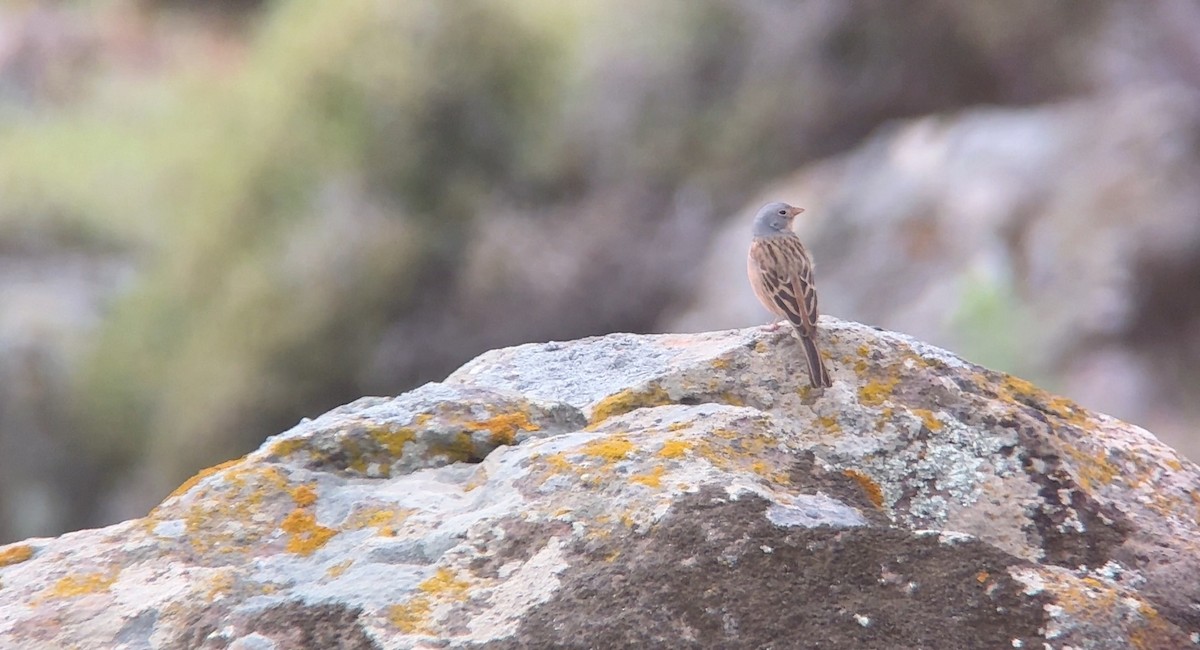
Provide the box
[62,0,566,498]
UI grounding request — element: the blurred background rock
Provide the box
[0,0,1197,543]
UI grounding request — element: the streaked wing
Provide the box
[750,236,819,336]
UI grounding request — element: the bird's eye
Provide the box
[777,209,787,216]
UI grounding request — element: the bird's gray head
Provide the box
[752,202,804,237]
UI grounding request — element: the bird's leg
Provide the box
[764,320,786,332]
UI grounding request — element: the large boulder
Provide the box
[1,319,1197,648]
[669,88,1200,461]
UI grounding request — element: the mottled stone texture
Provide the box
[1,319,1197,649]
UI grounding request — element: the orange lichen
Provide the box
[658,439,693,458]
[0,544,34,567]
[631,466,665,488]
[289,484,318,508]
[589,385,672,425]
[976,570,989,584]
[461,410,540,446]
[842,469,885,509]
[582,435,634,461]
[281,510,337,556]
[166,458,243,500]
[858,378,899,407]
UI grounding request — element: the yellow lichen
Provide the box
[368,425,417,458]
[998,375,1092,427]
[386,568,472,633]
[589,385,672,425]
[206,570,235,601]
[462,467,489,492]
[842,469,885,509]
[389,598,432,633]
[631,466,666,488]
[326,559,354,579]
[419,568,470,597]
[540,452,574,473]
[748,460,787,486]
[858,378,899,407]
[154,464,297,558]
[344,506,409,537]
[45,570,119,598]
[658,439,693,459]
[0,544,33,567]
[911,408,943,432]
[1065,448,1120,492]
[582,435,634,461]
[441,431,477,462]
[816,416,842,433]
[281,510,337,556]
[718,392,746,407]
[711,428,739,441]
[268,437,309,458]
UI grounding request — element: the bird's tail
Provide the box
[800,334,832,389]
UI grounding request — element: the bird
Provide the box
[747,201,832,388]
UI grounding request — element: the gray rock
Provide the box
[670,88,1200,461]
[1,320,1196,648]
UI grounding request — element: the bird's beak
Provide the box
[790,207,806,218]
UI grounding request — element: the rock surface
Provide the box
[1,319,1198,649]
[670,87,1200,461]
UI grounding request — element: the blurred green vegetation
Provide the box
[951,272,1037,382]
[1,0,571,490]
